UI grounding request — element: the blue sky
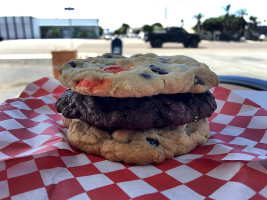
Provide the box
[1,0,266,31]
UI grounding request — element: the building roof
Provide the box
[38,18,99,26]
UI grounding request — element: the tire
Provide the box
[150,41,156,48]
[190,39,199,48]
[151,39,163,48]
[183,42,189,48]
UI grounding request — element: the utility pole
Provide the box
[64,7,74,49]
[164,4,168,27]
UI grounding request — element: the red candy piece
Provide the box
[102,65,125,74]
[75,79,112,92]
[76,79,91,87]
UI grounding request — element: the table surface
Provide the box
[0,77,267,200]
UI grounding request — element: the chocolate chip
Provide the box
[150,65,168,75]
[179,65,189,70]
[131,54,142,58]
[140,72,152,79]
[146,137,159,147]
[184,124,191,134]
[68,61,76,68]
[194,76,203,85]
[103,54,113,58]
[158,57,168,63]
[75,80,80,85]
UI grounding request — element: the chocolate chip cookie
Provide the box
[63,117,210,165]
[56,89,217,129]
[57,53,219,97]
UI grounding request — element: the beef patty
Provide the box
[56,89,217,129]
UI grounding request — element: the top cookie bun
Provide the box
[58,53,219,97]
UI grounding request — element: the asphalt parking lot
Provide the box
[0,38,267,103]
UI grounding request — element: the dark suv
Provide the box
[144,27,201,48]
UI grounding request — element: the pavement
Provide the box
[0,38,267,103]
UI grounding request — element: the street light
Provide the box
[64,7,74,49]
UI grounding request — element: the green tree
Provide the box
[152,23,163,28]
[113,29,120,35]
[113,23,130,35]
[249,16,258,24]
[142,24,153,33]
[203,13,248,40]
[98,26,103,36]
[248,16,259,36]
[141,23,163,33]
[152,23,164,32]
[121,23,130,34]
[203,17,224,34]
[249,16,258,29]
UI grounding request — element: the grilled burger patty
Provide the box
[56,89,217,130]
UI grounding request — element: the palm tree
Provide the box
[222,4,231,15]
[194,13,204,33]
[222,4,231,39]
[236,9,248,17]
[222,4,231,25]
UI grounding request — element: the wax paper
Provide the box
[0,77,266,200]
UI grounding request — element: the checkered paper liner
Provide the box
[0,77,266,200]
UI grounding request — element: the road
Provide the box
[0,38,267,103]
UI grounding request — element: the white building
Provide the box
[0,16,99,40]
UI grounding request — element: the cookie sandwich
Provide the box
[56,53,219,165]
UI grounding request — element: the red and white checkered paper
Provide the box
[0,77,267,200]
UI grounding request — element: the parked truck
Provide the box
[144,27,201,48]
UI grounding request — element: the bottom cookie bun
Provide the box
[63,116,209,165]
